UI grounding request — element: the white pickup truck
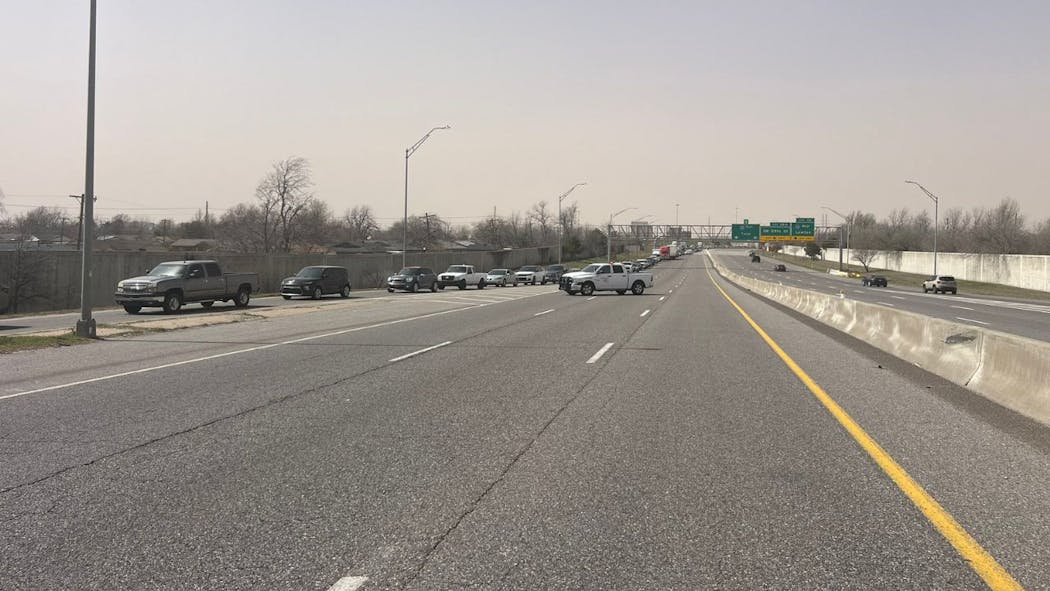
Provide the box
[558,262,654,296]
[437,264,488,290]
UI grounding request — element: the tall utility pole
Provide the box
[75,0,97,338]
[403,125,450,269]
[905,180,940,276]
[556,182,587,264]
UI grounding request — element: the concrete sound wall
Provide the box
[711,255,1050,425]
[781,246,1050,293]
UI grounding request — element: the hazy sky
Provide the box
[3,1,1050,230]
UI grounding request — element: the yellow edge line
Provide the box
[706,267,1022,591]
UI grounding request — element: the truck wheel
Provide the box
[312,286,323,300]
[631,281,645,295]
[201,301,214,308]
[580,282,595,296]
[541,278,547,285]
[282,295,292,300]
[430,281,438,293]
[478,280,485,290]
[341,284,351,298]
[234,287,250,307]
[458,280,466,290]
[162,292,182,314]
[437,284,445,291]
[387,287,395,293]
[123,304,142,314]
[616,290,626,295]
[531,278,537,285]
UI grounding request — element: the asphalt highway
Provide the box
[2,256,1048,590]
[712,249,1050,342]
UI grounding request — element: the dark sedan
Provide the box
[862,274,888,287]
[386,267,438,292]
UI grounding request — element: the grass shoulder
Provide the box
[0,333,94,354]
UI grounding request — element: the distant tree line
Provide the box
[0,157,610,259]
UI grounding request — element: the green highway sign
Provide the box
[795,217,815,223]
[731,224,761,241]
[792,221,815,236]
[769,221,792,228]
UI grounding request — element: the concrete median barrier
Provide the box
[710,254,1050,425]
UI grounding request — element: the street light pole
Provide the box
[403,125,450,269]
[75,0,97,338]
[905,180,940,276]
[607,207,636,261]
[556,182,586,265]
[821,206,851,272]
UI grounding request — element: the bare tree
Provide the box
[343,205,379,242]
[529,200,555,244]
[0,214,52,313]
[973,198,1027,253]
[296,200,336,251]
[255,156,314,252]
[217,203,266,253]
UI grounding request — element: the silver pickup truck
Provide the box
[559,262,654,296]
[115,260,259,314]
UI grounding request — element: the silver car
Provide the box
[485,268,518,287]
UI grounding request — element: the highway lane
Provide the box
[1,257,1048,589]
[0,284,517,336]
[713,250,1050,342]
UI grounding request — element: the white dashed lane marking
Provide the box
[586,342,615,364]
[328,576,369,591]
[640,309,650,317]
[389,341,453,363]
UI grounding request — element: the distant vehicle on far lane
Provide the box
[773,264,787,272]
[923,275,957,294]
[862,274,888,287]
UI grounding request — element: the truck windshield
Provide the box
[148,263,187,277]
[295,267,324,279]
[447,266,468,273]
[580,264,601,273]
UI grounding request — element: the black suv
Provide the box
[387,266,438,292]
[543,264,568,283]
[861,274,888,287]
[281,266,351,299]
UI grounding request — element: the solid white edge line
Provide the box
[951,305,976,311]
[586,342,615,364]
[956,316,990,326]
[328,576,369,591]
[876,302,896,307]
[534,309,554,316]
[640,309,650,317]
[388,340,453,363]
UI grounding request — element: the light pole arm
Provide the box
[407,125,451,159]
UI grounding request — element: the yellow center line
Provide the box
[706,267,1022,591]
